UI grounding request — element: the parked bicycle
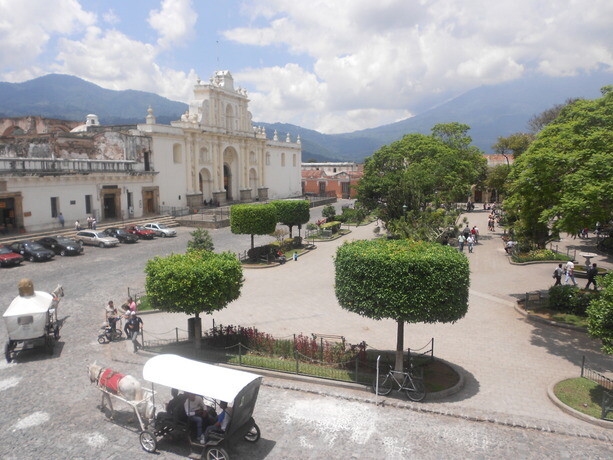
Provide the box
[372,358,427,402]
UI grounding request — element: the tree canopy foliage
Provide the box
[145,251,243,316]
[271,200,310,237]
[230,203,278,249]
[586,272,613,354]
[335,239,469,369]
[187,228,214,253]
[492,132,534,162]
[505,87,612,246]
[357,123,486,237]
[527,98,582,133]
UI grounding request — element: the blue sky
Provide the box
[0,0,611,133]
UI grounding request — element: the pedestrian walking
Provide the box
[467,235,475,253]
[58,212,65,228]
[293,252,298,262]
[552,264,563,286]
[564,260,577,286]
[585,263,599,290]
[92,218,97,230]
[124,311,143,353]
[75,220,81,230]
[458,234,465,252]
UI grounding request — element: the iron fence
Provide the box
[581,355,613,420]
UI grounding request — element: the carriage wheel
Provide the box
[54,326,60,340]
[4,340,14,363]
[204,446,229,460]
[139,430,157,453]
[97,335,107,344]
[244,422,260,442]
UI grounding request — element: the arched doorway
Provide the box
[249,168,258,199]
[199,168,213,201]
[224,164,232,200]
[222,146,238,201]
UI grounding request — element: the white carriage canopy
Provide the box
[143,354,262,403]
[3,291,54,340]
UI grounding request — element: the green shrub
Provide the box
[512,249,570,263]
[247,244,276,261]
[586,273,613,354]
[322,205,336,220]
[320,221,342,233]
[548,285,599,315]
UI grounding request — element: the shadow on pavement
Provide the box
[528,320,611,372]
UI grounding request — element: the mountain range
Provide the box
[1,72,610,161]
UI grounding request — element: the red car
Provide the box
[0,245,24,267]
[125,225,156,240]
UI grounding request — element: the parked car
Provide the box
[37,236,84,256]
[9,241,55,262]
[103,227,139,244]
[75,230,119,248]
[0,245,24,267]
[125,225,156,240]
[142,222,177,237]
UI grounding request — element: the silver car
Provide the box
[75,230,119,248]
[142,222,177,237]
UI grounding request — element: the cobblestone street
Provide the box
[1,202,612,459]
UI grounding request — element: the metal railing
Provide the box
[0,157,155,175]
[581,356,613,420]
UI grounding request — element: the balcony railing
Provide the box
[0,158,156,176]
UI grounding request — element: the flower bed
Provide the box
[511,249,571,263]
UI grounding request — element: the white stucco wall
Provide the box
[264,143,302,199]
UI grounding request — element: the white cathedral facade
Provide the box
[0,71,302,232]
[140,70,302,210]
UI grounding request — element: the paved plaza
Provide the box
[0,201,611,459]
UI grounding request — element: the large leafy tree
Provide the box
[335,239,469,371]
[145,251,243,348]
[505,87,613,246]
[230,203,278,249]
[492,132,534,164]
[357,123,486,236]
[271,200,310,237]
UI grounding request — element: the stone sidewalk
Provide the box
[142,209,612,439]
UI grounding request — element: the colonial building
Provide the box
[0,71,302,233]
[301,162,363,199]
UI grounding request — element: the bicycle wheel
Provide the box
[405,379,426,402]
[372,372,393,396]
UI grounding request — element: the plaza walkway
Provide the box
[143,208,613,438]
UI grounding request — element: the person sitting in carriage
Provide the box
[204,401,231,442]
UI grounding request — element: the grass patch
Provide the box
[554,378,608,419]
[136,295,154,312]
[524,304,588,328]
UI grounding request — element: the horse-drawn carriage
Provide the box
[3,279,63,362]
[89,354,262,460]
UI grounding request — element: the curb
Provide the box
[514,303,588,332]
[219,356,465,401]
[547,380,613,429]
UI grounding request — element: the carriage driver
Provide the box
[184,393,210,444]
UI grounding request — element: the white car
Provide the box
[75,230,119,248]
[142,222,177,237]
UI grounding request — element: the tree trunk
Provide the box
[395,319,404,372]
[194,312,201,349]
[250,234,254,250]
[289,225,293,238]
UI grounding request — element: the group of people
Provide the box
[160,391,231,444]
[458,224,479,253]
[75,216,97,231]
[553,260,599,290]
[103,296,143,352]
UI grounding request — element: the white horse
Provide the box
[88,363,149,421]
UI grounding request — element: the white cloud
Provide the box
[102,9,120,25]
[0,0,95,77]
[148,0,197,49]
[54,26,196,102]
[224,0,613,132]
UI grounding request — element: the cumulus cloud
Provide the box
[148,0,197,49]
[224,0,613,132]
[0,0,95,78]
[54,26,196,101]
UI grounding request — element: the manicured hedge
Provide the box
[548,285,600,315]
[335,239,469,323]
[586,273,613,354]
[230,203,277,235]
[271,200,310,237]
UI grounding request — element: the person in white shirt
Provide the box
[184,393,207,443]
[565,260,577,286]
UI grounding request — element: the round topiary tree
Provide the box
[145,251,243,348]
[271,200,310,237]
[586,272,613,354]
[335,239,470,370]
[230,203,278,249]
